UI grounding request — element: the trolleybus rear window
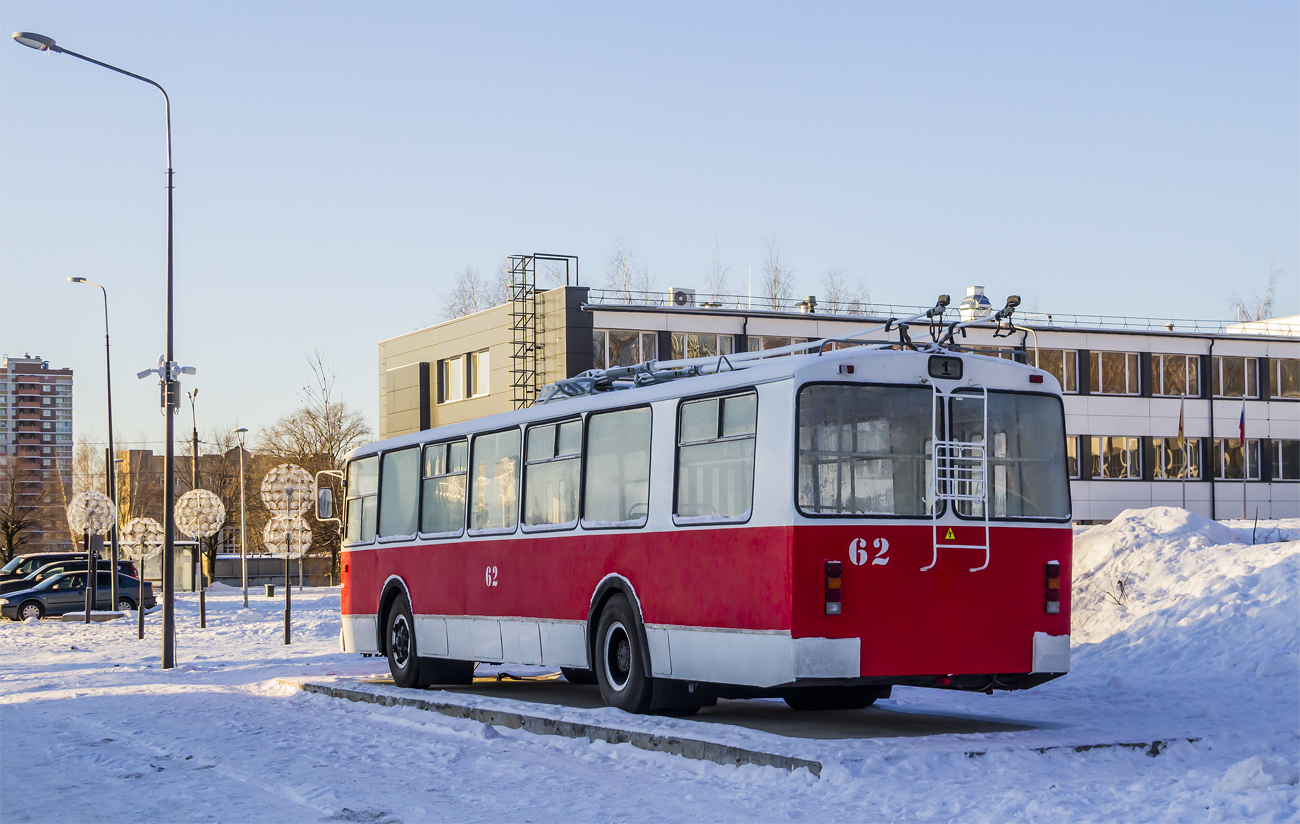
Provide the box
[344,456,379,544]
[524,419,582,529]
[583,407,651,528]
[797,384,934,517]
[675,391,757,523]
[421,440,467,536]
[469,429,521,534]
[949,391,1070,520]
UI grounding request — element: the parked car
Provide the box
[0,572,157,621]
[0,553,84,583]
[0,560,138,596]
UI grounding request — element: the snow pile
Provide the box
[1215,756,1300,791]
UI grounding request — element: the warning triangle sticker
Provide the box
[945,528,956,540]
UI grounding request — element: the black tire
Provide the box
[783,686,886,711]
[17,601,43,622]
[594,594,653,713]
[117,597,136,612]
[385,596,475,688]
[386,596,423,689]
[560,666,597,685]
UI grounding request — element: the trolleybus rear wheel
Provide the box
[595,594,653,713]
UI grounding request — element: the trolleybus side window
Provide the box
[949,391,1070,520]
[344,456,379,544]
[797,384,934,517]
[377,447,420,540]
[469,429,520,534]
[675,391,757,523]
[421,439,468,536]
[524,419,582,529]
[582,407,651,528]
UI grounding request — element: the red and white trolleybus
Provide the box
[318,297,1073,713]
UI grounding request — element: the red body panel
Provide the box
[342,522,1072,678]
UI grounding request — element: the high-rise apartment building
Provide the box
[1,354,74,551]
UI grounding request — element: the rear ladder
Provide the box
[923,385,991,572]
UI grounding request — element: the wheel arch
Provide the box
[376,575,412,655]
[586,573,652,677]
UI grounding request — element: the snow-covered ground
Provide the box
[1,507,1296,822]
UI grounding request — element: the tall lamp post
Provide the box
[234,427,249,609]
[67,277,119,610]
[14,31,188,669]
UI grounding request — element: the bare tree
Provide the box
[760,235,795,310]
[0,460,61,563]
[259,351,373,581]
[605,233,655,300]
[441,265,509,321]
[72,432,105,496]
[1229,265,1280,323]
[703,241,732,302]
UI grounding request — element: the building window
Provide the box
[1153,437,1201,480]
[748,336,809,355]
[1036,350,1078,393]
[1066,436,1080,478]
[1211,356,1258,398]
[1088,352,1139,395]
[42,459,52,467]
[1153,354,1200,397]
[1213,439,1260,480]
[41,422,51,430]
[1273,440,1300,480]
[438,355,465,403]
[469,349,490,398]
[1091,436,1141,479]
[41,410,51,418]
[592,330,657,369]
[41,397,51,406]
[41,385,50,394]
[670,333,735,361]
[1274,359,1300,400]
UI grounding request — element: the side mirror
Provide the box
[317,487,335,520]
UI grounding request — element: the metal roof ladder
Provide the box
[922,385,991,573]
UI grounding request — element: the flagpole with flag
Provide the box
[1240,399,1248,519]
[1179,399,1186,510]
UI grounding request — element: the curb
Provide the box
[279,678,824,776]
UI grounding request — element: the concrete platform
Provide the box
[439,676,1033,740]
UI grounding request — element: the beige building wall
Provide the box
[378,286,591,440]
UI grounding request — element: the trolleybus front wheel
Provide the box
[385,596,474,689]
[595,594,653,713]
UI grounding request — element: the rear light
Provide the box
[1045,561,1061,614]
[825,560,842,615]
[1030,374,1044,384]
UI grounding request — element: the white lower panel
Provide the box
[501,620,543,666]
[342,614,378,654]
[415,616,448,656]
[792,637,861,679]
[1032,632,1071,673]
[539,621,587,667]
[646,627,672,676]
[660,626,795,687]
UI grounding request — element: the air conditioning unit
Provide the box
[670,287,696,307]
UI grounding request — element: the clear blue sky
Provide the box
[2,2,1296,450]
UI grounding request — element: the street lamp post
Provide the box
[67,277,119,610]
[188,389,206,627]
[234,428,249,609]
[14,31,186,669]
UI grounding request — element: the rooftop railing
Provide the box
[583,289,1296,337]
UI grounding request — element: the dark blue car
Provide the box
[0,571,156,621]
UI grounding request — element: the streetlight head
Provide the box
[67,276,86,283]
[234,427,248,446]
[13,32,60,52]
